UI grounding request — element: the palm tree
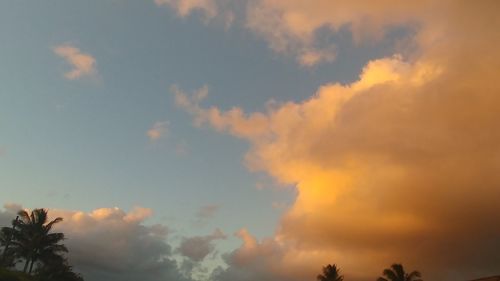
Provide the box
[10,209,67,274]
[317,264,344,281]
[0,216,20,267]
[36,255,84,281]
[377,263,422,281]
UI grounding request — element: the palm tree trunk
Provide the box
[28,258,35,274]
[23,258,30,273]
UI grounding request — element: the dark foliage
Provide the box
[0,209,83,280]
[317,264,344,281]
[377,263,422,281]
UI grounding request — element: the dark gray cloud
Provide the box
[1,205,194,281]
[0,204,21,227]
[177,229,226,262]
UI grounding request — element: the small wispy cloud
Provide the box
[196,204,219,220]
[3,203,23,214]
[298,47,337,67]
[147,121,169,141]
[154,0,236,29]
[155,0,217,19]
[53,43,96,80]
[175,140,189,155]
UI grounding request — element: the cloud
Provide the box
[297,47,336,67]
[0,205,193,281]
[153,0,443,66]
[196,205,219,220]
[244,0,431,66]
[155,0,237,29]
[210,228,311,281]
[177,2,500,280]
[172,85,269,139]
[53,44,97,80]
[147,121,170,141]
[3,203,23,214]
[245,1,338,66]
[159,0,424,66]
[177,229,226,262]
[155,0,217,19]
[0,203,23,227]
[53,207,192,281]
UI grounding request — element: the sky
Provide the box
[0,1,499,281]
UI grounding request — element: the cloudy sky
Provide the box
[1,1,499,281]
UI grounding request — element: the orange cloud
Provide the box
[53,44,96,80]
[147,121,170,141]
[245,0,439,66]
[298,48,336,67]
[178,2,500,280]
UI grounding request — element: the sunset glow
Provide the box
[1,1,499,281]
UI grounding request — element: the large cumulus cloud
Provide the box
[176,1,500,280]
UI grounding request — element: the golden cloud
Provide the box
[53,44,96,80]
[177,1,500,280]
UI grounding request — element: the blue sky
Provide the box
[1,0,291,234]
[0,0,395,238]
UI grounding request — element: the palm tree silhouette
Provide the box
[377,263,422,281]
[36,255,84,281]
[317,264,344,281]
[11,209,67,274]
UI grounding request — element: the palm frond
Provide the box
[45,217,63,232]
[7,208,68,271]
[406,271,421,280]
[406,270,422,281]
[392,264,405,280]
[383,268,398,281]
[17,210,31,224]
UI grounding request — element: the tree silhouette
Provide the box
[377,263,422,281]
[0,226,18,267]
[317,264,344,281]
[10,209,67,274]
[36,255,84,281]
